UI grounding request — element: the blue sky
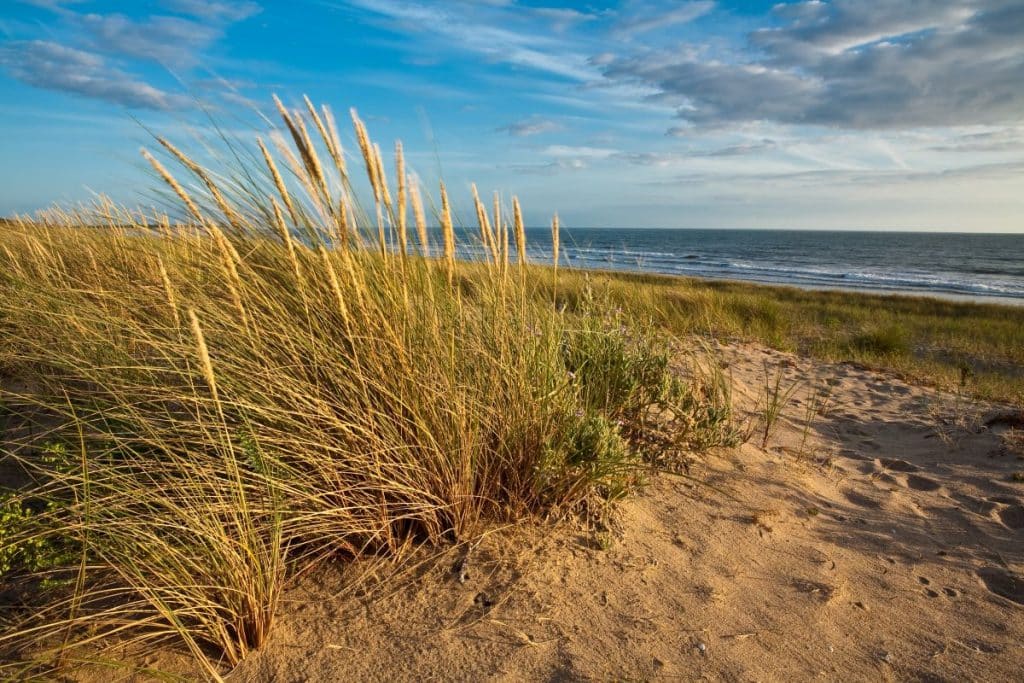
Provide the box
[1,0,1022,230]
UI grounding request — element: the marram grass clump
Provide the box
[0,97,735,679]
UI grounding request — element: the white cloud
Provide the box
[337,0,599,81]
[497,118,563,136]
[531,7,598,32]
[613,1,715,38]
[162,0,262,23]
[0,40,191,109]
[77,12,221,66]
[543,144,618,159]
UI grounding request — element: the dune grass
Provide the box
[2,92,1019,680]
[0,99,736,679]
[529,270,1024,405]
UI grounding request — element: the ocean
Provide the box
[487,228,1024,304]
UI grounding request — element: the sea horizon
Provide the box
[453,227,1024,305]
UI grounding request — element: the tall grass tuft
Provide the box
[0,97,735,679]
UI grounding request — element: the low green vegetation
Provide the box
[533,270,1024,404]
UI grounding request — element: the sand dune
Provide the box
[231,342,1024,682]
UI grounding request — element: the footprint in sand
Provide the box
[920,576,961,599]
[856,461,877,475]
[844,490,882,509]
[977,567,1024,606]
[880,458,919,473]
[875,472,900,487]
[952,493,999,515]
[906,475,942,492]
[996,505,1024,530]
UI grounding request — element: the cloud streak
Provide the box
[497,117,563,136]
[1,1,262,109]
[162,0,262,23]
[77,12,222,66]
[0,40,191,109]
[604,0,1024,129]
[612,1,714,38]
[337,0,599,81]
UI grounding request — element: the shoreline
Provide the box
[672,273,1024,308]
[516,226,1024,306]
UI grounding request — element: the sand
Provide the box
[222,342,1024,682]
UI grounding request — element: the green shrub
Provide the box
[0,495,75,578]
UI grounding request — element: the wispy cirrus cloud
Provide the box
[14,0,84,8]
[76,12,222,66]
[530,7,599,32]
[162,0,262,23]
[1,0,261,109]
[928,128,1024,153]
[0,40,191,109]
[509,158,590,175]
[612,1,714,38]
[335,0,599,81]
[497,117,563,137]
[543,144,618,159]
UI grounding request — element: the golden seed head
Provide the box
[551,213,560,268]
[409,175,429,254]
[141,148,205,224]
[395,141,408,256]
[350,108,381,203]
[440,182,455,281]
[373,143,392,209]
[188,308,218,404]
[513,196,526,267]
[258,136,297,223]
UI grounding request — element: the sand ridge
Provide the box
[225,342,1024,682]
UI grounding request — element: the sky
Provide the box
[0,0,1022,231]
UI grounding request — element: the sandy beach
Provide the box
[212,342,1024,682]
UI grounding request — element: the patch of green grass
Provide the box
[849,324,910,356]
[535,270,1024,405]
